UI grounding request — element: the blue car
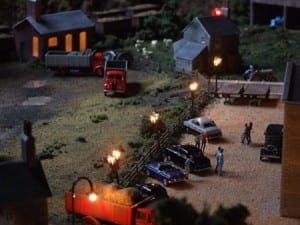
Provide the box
[145,161,188,186]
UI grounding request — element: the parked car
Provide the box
[260,124,283,162]
[164,145,211,172]
[145,161,188,186]
[135,182,168,199]
[183,117,222,139]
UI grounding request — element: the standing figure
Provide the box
[215,146,220,173]
[246,122,253,145]
[216,147,224,176]
[200,133,207,153]
[184,156,193,177]
[194,135,200,149]
[241,123,248,144]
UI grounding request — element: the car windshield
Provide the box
[159,164,175,171]
[203,121,215,128]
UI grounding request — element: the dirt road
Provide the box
[148,98,300,225]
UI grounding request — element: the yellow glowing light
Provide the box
[150,112,159,124]
[213,56,223,67]
[112,150,121,160]
[189,81,198,92]
[88,192,97,202]
[107,155,116,165]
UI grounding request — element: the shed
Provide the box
[173,16,241,75]
[281,62,300,218]
[0,121,52,225]
[13,0,94,61]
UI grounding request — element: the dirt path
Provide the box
[148,98,300,225]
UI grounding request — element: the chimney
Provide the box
[26,0,42,21]
[21,120,36,168]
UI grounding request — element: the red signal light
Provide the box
[211,8,223,16]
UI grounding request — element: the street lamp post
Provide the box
[107,149,121,184]
[150,111,160,150]
[189,81,199,117]
[213,56,223,95]
[71,176,97,225]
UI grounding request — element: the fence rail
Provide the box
[120,93,208,186]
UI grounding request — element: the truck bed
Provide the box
[45,49,95,68]
[65,191,135,225]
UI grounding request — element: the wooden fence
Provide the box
[119,93,209,187]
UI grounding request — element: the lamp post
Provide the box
[150,111,160,150]
[189,81,199,117]
[107,149,121,184]
[71,176,97,225]
[213,56,223,95]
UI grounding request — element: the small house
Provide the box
[281,62,300,218]
[0,121,52,225]
[13,0,94,61]
[173,16,241,75]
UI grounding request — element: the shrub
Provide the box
[27,58,44,69]
[89,114,108,123]
[39,140,66,160]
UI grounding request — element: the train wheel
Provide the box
[82,216,101,225]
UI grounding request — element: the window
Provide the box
[65,34,73,52]
[48,37,58,47]
[32,36,39,57]
[79,31,86,51]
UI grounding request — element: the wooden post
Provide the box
[250,0,254,26]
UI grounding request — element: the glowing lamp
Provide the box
[211,8,223,16]
[112,150,121,160]
[150,112,159,124]
[213,56,223,67]
[189,81,199,92]
[107,155,116,165]
[88,192,98,202]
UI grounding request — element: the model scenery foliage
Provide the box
[0,0,299,224]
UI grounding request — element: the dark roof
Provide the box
[283,62,300,103]
[252,0,300,8]
[265,124,283,136]
[0,159,52,205]
[198,16,240,37]
[14,10,94,35]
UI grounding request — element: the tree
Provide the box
[154,198,250,225]
[155,197,199,225]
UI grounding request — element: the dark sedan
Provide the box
[164,145,211,172]
[145,161,188,186]
[135,183,168,199]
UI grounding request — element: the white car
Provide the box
[183,117,222,139]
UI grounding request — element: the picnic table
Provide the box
[217,83,245,104]
[243,83,270,105]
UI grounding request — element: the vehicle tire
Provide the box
[58,68,69,76]
[104,92,107,96]
[82,216,101,225]
[163,179,168,187]
[95,68,103,77]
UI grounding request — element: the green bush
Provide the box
[93,35,118,50]
[27,58,44,69]
[89,114,108,123]
[39,140,66,160]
